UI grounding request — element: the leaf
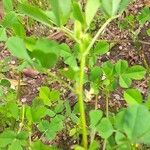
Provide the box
[119,105,150,145]
[18,3,52,26]
[59,44,78,71]
[3,0,13,12]
[32,50,57,69]
[0,130,15,148]
[102,61,114,78]
[124,89,143,105]
[12,22,26,37]
[48,0,71,26]
[8,140,22,150]
[6,37,31,62]
[90,67,102,81]
[119,75,132,88]
[126,65,146,80]
[101,0,120,17]
[89,140,99,150]
[137,7,150,25]
[94,41,109,56]
[7,101,19,119]
[49,90,60,102]
[97,118,113,139]
[32,140,57,150]
[72,2,85,24]
[0,28,7,42]
[39,86,51,106]
[118,0,133,13]
[85,0,100,26]
[26,99,48,123]
[100,0,133,17]
[89,110,103,129]
[33,38,59,54]
[38,115,64,140]
[1,12,18,28]
[115,60,128,74]
[48,0,60,26]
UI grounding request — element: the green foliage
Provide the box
[85,0,100,26]
[124,89,143,105]
[0,0,149,149]
[6,37,31,62]
[0,27,7,41]
[100,0,133,17]
[115,105,150,145]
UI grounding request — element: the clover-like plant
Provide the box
[1,0,150,150]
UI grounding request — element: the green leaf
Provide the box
[126,65,146,80]
[48,0,71,26]
[32,50,57,68]
[12,22,26,37]
[72,2,85,24]
[90,67,102,81]
[118,105,150,145]
[85,0,100,26]
[7,101,19,119]
[26,99,48,123]
[16,131,28,141]
[0,28,7,42]
[3,0,13,12]
[8,140,22,150]
[118,0,133,13]
[0,130,15,148]
[1,12,18,28]
[18,3,52,26]
[59,44,78,70]
[100,0,133,17]
[146,28,150,36]
[101,0,120,17]
[102,61,114,78]
[39,86,51,106]
[49,90,60,102]
[115,60,128,74]
[97,118,113,139]
[124,89,143,105]
[48,0,60,26]
[137,7,150,25]
[33,39,59,54]
[119,75,132,88]
[38,115,64,140]
[32,140,57,150]
[89,110,103,129]
[6,37,31,62]
[89,140,99,150]
[94,41,109,56]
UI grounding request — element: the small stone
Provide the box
[21,98,27,103]
[10,60,16,65]
[119,46,123,50]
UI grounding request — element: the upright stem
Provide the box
[102,90,110,150]
[105,90,109,118]
[17,72,22,101]
[77,16,118,149]
[78,55,88,149]
[18,104,25,133]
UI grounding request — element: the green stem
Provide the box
[90,95,98,143]
[17,72,22,101]
[18,105,25,133]
[78,55,88,149]
[105,90,109,118]
[84,16,119,56]
[102,140,107,150]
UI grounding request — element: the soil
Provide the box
[0,0,150,149]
